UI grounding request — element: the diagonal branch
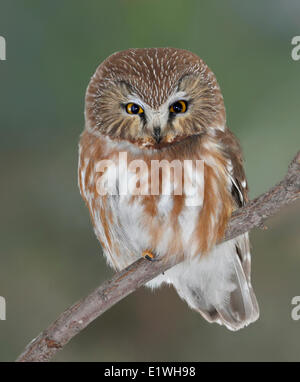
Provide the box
[16,151,300,362]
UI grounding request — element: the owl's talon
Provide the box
[142,250,156,261]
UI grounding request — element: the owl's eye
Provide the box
[126,103,144,115]
[169,100,187,114]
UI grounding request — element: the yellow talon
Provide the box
[142,250,155,261]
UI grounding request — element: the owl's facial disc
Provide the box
[93,76,224,150]
[120,92,192,149]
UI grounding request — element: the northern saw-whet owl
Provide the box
[78,48,259,331]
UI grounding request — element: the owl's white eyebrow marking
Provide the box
[167,91,188,105]
[125,95,147,110]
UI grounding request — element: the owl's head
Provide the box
[85,48,226,150]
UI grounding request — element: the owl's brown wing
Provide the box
[220,128,249,205]
[217,128,259,326]
[221,128,253,277]
[167,129,259,331]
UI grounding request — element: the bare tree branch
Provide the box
[16,151,300,362]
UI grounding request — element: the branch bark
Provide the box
[16,151,300,362]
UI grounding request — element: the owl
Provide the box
[78,48,259,331]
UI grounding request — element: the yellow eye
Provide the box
[126,103,144,115]
[169,100,187,114]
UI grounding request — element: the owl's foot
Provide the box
[142,250,157,261]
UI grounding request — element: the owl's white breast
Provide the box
[83,151,207,269]
[79,130,233,271]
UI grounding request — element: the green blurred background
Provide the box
[0,0,300,361]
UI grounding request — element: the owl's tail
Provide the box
[148,234,259,331]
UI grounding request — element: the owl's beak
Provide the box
[153,127,162,143]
